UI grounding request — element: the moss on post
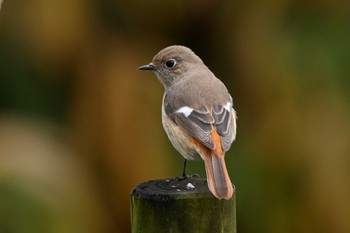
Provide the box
[131,177,236,233]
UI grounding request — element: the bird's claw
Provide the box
[175,173,200,181]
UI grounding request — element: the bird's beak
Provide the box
[138,64,154,71]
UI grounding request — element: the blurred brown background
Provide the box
[0,0,350,233]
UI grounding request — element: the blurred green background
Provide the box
[1,0,350,233]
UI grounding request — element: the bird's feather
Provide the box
[163,94,236,151]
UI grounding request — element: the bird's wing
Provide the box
[164,94,236,151]
[212,100,237,151]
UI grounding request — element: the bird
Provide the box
[138,45,237,200]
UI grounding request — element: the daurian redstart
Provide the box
[139,45,237,200]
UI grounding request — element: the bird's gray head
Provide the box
[138,45,205,88]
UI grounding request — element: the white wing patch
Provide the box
[176,106,194,117]
[223,102,232,112]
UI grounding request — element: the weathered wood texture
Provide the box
[131,177,236,233]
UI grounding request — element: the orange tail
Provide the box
[204,154,234,200]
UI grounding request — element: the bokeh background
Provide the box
[1,0,350,233]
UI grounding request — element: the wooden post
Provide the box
[130,177,236,233]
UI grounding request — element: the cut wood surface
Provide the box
[131,177,236,233]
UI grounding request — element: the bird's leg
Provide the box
[182,159,187,178]
[175,159,189,181]
[174,159,200,181]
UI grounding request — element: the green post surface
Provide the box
[130,177,236,233]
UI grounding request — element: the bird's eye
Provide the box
[165,59,176,69]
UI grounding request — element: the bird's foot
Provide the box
[175,173,200,181]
